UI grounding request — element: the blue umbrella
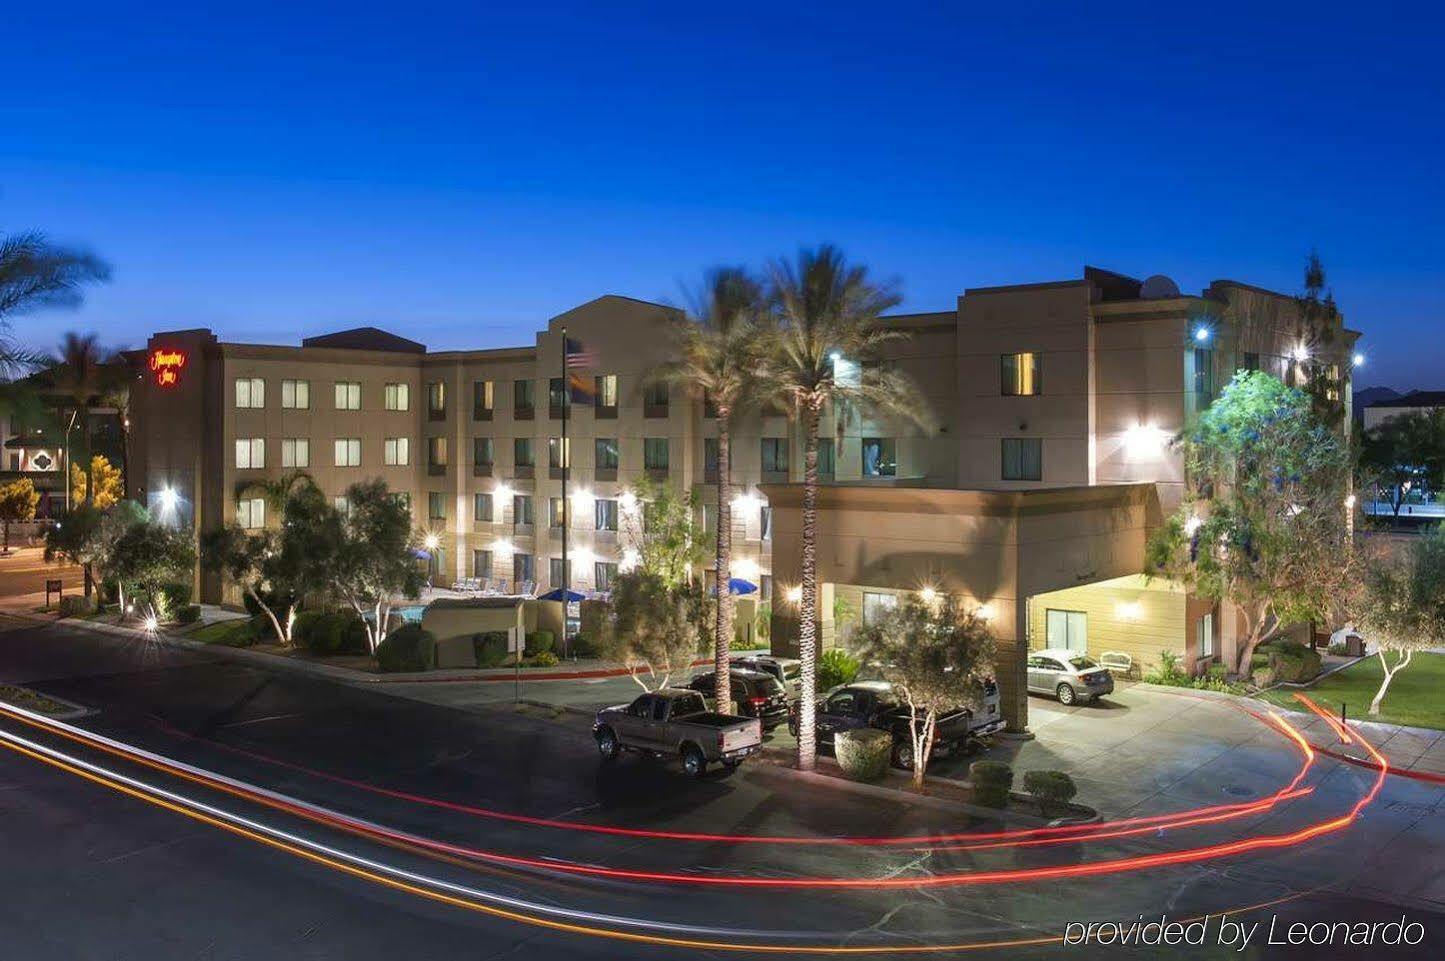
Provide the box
[538,587,588,602]
[712,578,758,596]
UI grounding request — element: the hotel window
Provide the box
[1242,352,1260,372]
[333,495,351,515]
[473,492,494,523]
[644,437,669,472]
[862,437,896,477]
[549,557,571,588]
[513,552,534,584]
[392,491,412,515]
[428,492,446,522]
[513,379,534,414]
[760,505,773,540]
[761,438,789,474]
[703,438,731,474]
[817,437,835,478]
[1198,611,1216,659]
[594,438,619,471]
[281,379,310,409]
[384,383,410,411]
[427,382,446,420]
[334,437,361,467]
[334,381,361,410]
[595,561,618,592]
[513,494,535,526]
[1001,437,1042,481]
[473,380,494,418]
[548,436,570,470]
[863,591,898,626]
[473,549,492,578]
[237,497,265,530]
[549,496,567,528]
[595,498,618,532]
[384,437,410,466]
[473,437,494,468]
[281,438,310,469]
[235,438,265,469]
[594,374,618,409]
[643,381,669,415]
[427,436,448,471]
[1001,352,1041,396]
[1193,348,1215,400]
[548,377,570,411]
[235,377,264,409]
[514,437,534,467]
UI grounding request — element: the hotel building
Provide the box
[125,267,1358,731]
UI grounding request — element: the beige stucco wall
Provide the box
[1027,574,1187,675]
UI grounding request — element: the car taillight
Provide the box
[748,696,768,708]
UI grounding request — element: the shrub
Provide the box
[158,582,192,619]
[176,604,201,625]
[375,624,436,672]
[529,650,559,667]
[818,648,860,691]
[1022,770,1078,816]
[755,602,771,640]
[298,611,352,655]
[250,612,278,641]
[1327,640,1348,656]
[337,610,370,654]
[569,632,599,658]
[1270,646,1322,683]
[525,630,555,656]
[834,728,892,782]
[291,610,326,648]
[474,631,511,667]
[969,760,1014,808]
[1252,666,1277,688]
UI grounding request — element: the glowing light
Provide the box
[975,603,995,621]
[569,488,594,508]
[619,548,640,572]
[1292,344,1310,363]
[493,483,514,502]
[423,533,441,551]
[917,585,939,605]
[1123,423,1169,457]
[156,486,179,512]
[1352,352,1365,367]
[731,557,759,581]
[1345,493,1357,509]
[784,585,802,605]
[618,491,639,513]
[142,615,159,632]
[1183,514,1203,536]
[571,546,595,566]
[491,538,515,556]
[730,491,762,513]
[1193,326,1211,342]
[829,351,841,362]
[148,347,186,388]
[1116,601,1143,621]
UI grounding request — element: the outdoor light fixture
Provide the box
[571,546,595,566]
[157,486,179,512]
[975,603,996,621]
[731,491,761,513]
[1116,600,1144,621]
[1183,514,1203,536]
[494,483,514,502]
[1345,493,1358,509]
[1292,345,1310,363]
[784,585,803,605]
[1352,352,1365,367]
[1123,423,1169,457]
[569,487,594,507]
[143,615,159,632]
[491,538,515,556]
[1193,326,1211,342]
[423,533,441,551]
[917,585,940,605]
[732,557,760,581]
[619,548,641,572]
[618,490,639,512]
[829,351,842,362]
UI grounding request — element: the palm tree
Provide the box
[52,332,107,512]
[654,268,768,714]
[0,233,110,378]
[764,245,933,771]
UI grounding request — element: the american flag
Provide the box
[565,336,594,369]
[565,336,595,401]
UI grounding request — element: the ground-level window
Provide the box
[817,438,835,478]
[1001,437,1042,481]
[1198,612,1215,659]
[237,497,265,530]
[549,557,570,588]
[862,590,898,626]
[1046,609,1087,652]
[473,549,492,578]
[862,437,896,477]
[760,505,772,540]
[513,552,534,584]
[595,561,618,592]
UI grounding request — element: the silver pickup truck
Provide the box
[594,689,763,777]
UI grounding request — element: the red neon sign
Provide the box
[149,348,186,388]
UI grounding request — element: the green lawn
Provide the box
[1257,651,1445,731]
[189,618,256,647]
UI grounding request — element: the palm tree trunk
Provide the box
[714,410,734,714]
[796,401,821,772]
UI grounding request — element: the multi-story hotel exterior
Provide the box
[125,266,1359,731]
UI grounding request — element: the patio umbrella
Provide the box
[712,578,758,596]
[537,587,588,602]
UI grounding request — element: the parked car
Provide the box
[1026,648,1115,705]
[730,654,802,699]
[686,668,791,731]
[593,689,763,777]
[789,679,1004,770]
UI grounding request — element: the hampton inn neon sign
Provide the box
[149,348,187,387]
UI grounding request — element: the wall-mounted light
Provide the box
[1116,600,1144,621]
[1123,423,1170,458]
[1352,352,1365,368]
[156,486,179,512]
[1193,326,1211,343]
[1292,345,1310,363]
[975,603,996,621]
[491,537,515,556]
[423,533,441,552]
[1183,514,1203,536]
[784,584,803,605]
[917,585,940,605]
[619,490,640,513]
[619,548,641,572]
[494,483,514,502]
[731,491,762,513]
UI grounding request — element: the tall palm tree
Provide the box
[654,268,768,714]
[52,332,107,511]
[764,245,933,771]
[0,232,110,378]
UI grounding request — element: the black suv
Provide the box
[687,668,791,731]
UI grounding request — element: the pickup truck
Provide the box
[789,679,1005,770]
[594,689,763,777]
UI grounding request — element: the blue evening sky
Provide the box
[2,2,1441,389]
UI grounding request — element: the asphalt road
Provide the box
[2,617,1444,959]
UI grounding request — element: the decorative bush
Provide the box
[569,632,599,658]
[969,759,1014,808]
[338,611,370,654]
[249,612,277,641]
[291,610,326,648]
[474,631,511,667]
[158,582,193,618]
[176,604,201,625]
[375,624,437,673]
[1269,646,1322,683]
[529,650,560,667]
[834,728,891,782]
[818,648,861,691]
[1022,770,1078,815]
[525,630,555,656]
[1252,666,1276,688]
[58,595,96,617]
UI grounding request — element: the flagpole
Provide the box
[560,325,570,659]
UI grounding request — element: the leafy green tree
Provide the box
[623,475,711,590]
[763,244,934,771]
[44,500,149,615]
[1356,526,1445,714]
[850,594,996,788]
[1147,371,1353,676]
[1358,410,1445,523]
[109,520,196,623]
[596,569,711,691]
[0,477,39,552]
[653,267,769,712]
[331,479,424,652]
[1292,251,1347,427]
[0,234,109,377]
[71,453,124,510]
[200,527,291,643]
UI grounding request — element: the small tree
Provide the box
[850,594,996,789]
[0,477,39,552]
[623,475,711,590]
[1147,371,1353,676]
[331,479,423,653]
[70,453,124,510]
[44,499,147,614]
[1355,526,1445,715]
[200,526,292,644]
[1358,410,1445,523]
[109,520,196,623]
[596,569,711,691]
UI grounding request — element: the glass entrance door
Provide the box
[1046,609,1087,652]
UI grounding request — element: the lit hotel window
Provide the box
[237,497,265,530]
[281,438,309,468]
[235,377,265,408]
[334,437,361,466]
[1002,437,1042,481]
[385,383,410,411]
[281,379,309,409]
[334,381,361,410]
[384,437,410,466]
[234,437,264,469]
[1001,352,1041,396]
